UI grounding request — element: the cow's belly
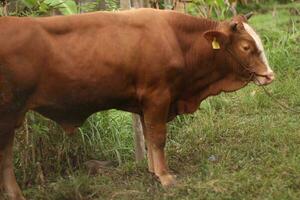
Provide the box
[27,71,140,128]
[31,95,140,131]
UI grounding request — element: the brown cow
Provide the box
[0,9,274,199]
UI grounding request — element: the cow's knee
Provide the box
[145,123,166,150]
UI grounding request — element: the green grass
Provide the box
[4,3,300,200]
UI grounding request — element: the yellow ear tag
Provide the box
[212,37,220,49]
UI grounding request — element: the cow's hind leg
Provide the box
[0,151,3,191]
[0,119,26,200]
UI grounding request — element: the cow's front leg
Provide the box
[147,124,176,187]
[0,127,25,200]
[143,93,176,187]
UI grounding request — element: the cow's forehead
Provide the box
[242,22,272,72]
[242,23,263,51]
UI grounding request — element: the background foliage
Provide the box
[0,0,300,199]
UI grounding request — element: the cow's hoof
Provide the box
[159,174,177,187]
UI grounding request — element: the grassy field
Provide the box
[5,2,300,200]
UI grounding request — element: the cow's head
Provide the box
[203,13,275,85]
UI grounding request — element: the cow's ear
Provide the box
[203,30,229,49]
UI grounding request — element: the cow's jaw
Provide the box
[243,22,275,85]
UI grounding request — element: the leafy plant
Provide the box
[78,0,100,13]
[21,0,77,15]
[187,0,231,19]
[105,0,119,11]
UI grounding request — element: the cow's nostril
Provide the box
[265,71,275,80]
[266,71,275,81]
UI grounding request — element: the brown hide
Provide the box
[0,8,274,198]
[0,10,249,123]
[1,10,185,126]
[0,9,223,126]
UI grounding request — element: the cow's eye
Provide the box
[242,45,250,52]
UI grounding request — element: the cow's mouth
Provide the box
[252,71,275,85]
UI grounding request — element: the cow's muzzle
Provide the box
[253,71,275,85]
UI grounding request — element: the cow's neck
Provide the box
[169,14,219,53]
[172,17,229,93]
[171,16,246,115]
[170,15,224,82]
